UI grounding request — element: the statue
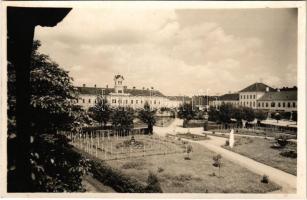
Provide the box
[229,129,235,148]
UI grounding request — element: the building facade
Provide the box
[209,82,297,113]
[75,75,185,110]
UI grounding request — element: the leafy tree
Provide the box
[212,154,222,177]
[292,111,297,122]
[178,103,196,127]
[145,171,163,193]
[138,102,156,134]
[231,107,244,127]
[218,103,233,128]
[208,106,220,122]
[111,107,134,135]
[255,110,267,123]
[185,144,193,160]
[242,107,255,122]
[272,112,281,123]
[8,40,89,192]
[88,96,111,127]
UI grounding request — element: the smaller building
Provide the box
[257,90,297,112]
[210,93,239,108]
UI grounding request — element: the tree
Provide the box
[111,107,134,136]
[218,103,233,128]
[185,144,193,160]
[208,106,220,122]
[178,103,196,127]
[273,112,281,123]
[8,40,89,192]
[255,110,267,124]
[138,102,156,134]
[292,111,297,123]
[212,154,222,177]
[231,107,244,128]
[88,96,111,127]
[242,107,255,122]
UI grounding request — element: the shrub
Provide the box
[261,175,269,184]
[145,171,163,193]
[212,154,222,177]
[275,135,288,147]
[280,150,297,158]
[157,167,164,173]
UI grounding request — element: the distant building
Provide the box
[239,82,275,109]
[208,82,297,113]
[257,90,297,112]
[210,93,240,108]
[74,75,185,110]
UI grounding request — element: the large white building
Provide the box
[75,75,185,110]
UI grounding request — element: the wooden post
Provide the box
[143,144,145,157]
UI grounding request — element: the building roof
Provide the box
[240,82,275,93]
[219,93,239,101]
[257,91,297,101]
[167,96,191,102]
[76,86,103,95]
[76,86,165,97]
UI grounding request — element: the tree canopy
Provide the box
[138,102,156,134]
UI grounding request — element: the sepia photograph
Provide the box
[0,1,306,198]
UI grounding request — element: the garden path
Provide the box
[153,118,297,193]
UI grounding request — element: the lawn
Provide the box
[176,133,210,141]
[223,137,297,175]
[106,142,280,193]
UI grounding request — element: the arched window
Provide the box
[271,102,275,107]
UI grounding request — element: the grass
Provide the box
[176,133,210,141]
[106,142,281,193]
[224,137,297,175]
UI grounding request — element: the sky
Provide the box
[34,8,297,96]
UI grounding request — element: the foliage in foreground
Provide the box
[8,40,90,192]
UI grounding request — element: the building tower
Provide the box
[114,74,124,94]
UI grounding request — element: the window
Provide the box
[283,102,285,107]
[246,95,248,99]
[288,102,291,107]
[253,102,255,107]
[271,102,275,107]
[94,100,96,103]
[244,95,245,99]
[76,99,79,103]
[254,95,256,99]
[119,99,122,104]
[136,100,138,104]
[112,99,116,103]
[266,102,268,107]
[126,100,128,104]
[293,102,296,107]
[118,81,122,85]
[141,100,143,104]
[89,99,91,103]
[118,90,122,93]
[83,99,85,103]
[250,95,252,99]
[131,100,133,104]
[277,102,280,107]
[154,100,156,104]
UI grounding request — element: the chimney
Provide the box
[106,84,108,88]
[133,86,136,89]
[94,84,96,88]
[142,87,145,90]
[266,87,269,92]
[83,84,86,87]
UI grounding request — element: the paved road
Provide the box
[153,118,297,193]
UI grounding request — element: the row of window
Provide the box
[76,99,97,104]
[240,94,256,100]
[111,99,161,105]
[258,101,296,108]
